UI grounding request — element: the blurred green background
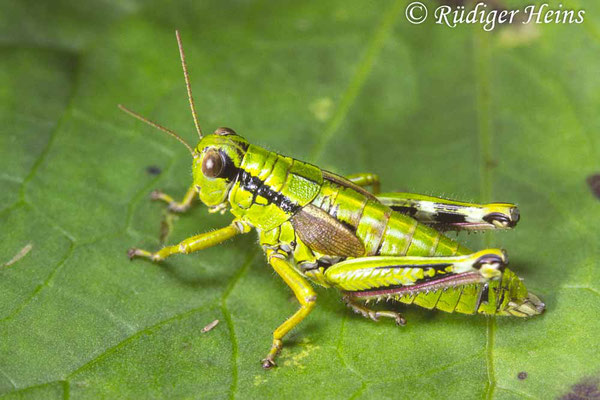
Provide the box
[1,0,599,399]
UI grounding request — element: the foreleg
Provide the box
[128,220,250,262]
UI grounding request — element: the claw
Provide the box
[149,190,162,200]
[261,358,276,369]
[127,248,138,260]
[127,247,159,262]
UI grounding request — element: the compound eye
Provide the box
[214,127,236,136]
[201,150,224,178]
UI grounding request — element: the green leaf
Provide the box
[1,0,599,398]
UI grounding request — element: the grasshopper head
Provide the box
[120,32,250,209]
[192,127,248,207]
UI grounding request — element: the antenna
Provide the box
[176,30,203,139]
[118,104,195,155]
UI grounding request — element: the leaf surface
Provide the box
[1,1,599,399]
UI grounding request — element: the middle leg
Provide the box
[262,249,317,369]
[346,173,381,194]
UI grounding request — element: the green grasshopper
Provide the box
[122,31,545,369]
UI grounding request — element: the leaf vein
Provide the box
[474,28,496,400]
[19,55,81,205]
[65,303,216,379]
[0,240,75,324]
[221,250,258,400]
[310,0,405,161]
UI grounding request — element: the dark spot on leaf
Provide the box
[518,371,528,380]
[146,165,162,175]
[486,159,498,169]
[587,174,600,199]
[560,378,600,400]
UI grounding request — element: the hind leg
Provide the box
[346,173,380,194]
[377,192,519,231]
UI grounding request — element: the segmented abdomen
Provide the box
[311,179,535,316]
[311,180,470,258]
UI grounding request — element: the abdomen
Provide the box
[311,180,543,316]
[311,180,470,258]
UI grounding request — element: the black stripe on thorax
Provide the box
[238,169,300,213]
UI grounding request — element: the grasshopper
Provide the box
[122,31,545,369]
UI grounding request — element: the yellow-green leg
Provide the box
[342,294,406,325]
[346,173,381,194]
[151,184,198,212]
[128,220,249,261]
[324,249,507,292]
[262,250,317,369]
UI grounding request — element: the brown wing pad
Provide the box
[290,204,365,258]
